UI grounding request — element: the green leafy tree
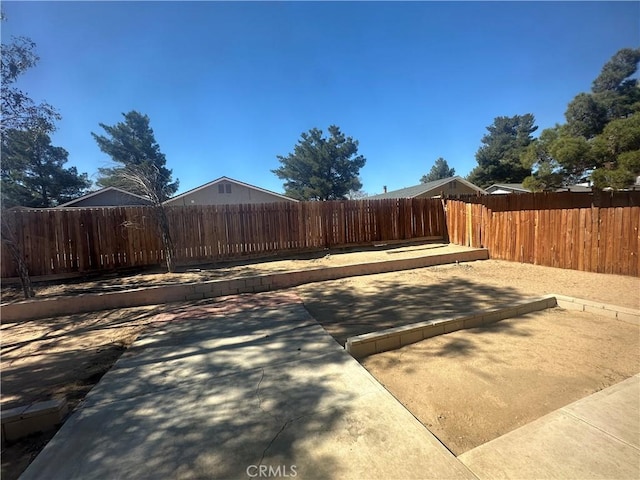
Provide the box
[526,48,640,190]
[522,162,564,192]
[92,111,178,201]
[521,126,565,191]
[548,134,594,179]
[273,125,366,200]
[564,93,608,139]
[467,114,537,187]
[590,113,640,189]
[347,177,368,199]
[565,48,640,140]
[592,48,640,95]
[420,157,455,183]
[1,35,60,136]
[0,17,63,298]
[1,128,91,207]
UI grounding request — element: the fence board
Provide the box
[4,193,638,279]
[2,199,443,278]
[631,206,640,277]
[444,191,640,276]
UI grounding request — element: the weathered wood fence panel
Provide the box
[445,191,640,276]
[1,198,444,278]
[5,191,638,279]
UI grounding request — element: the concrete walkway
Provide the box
[20,293,475,480]
[20,292,639,479]
[459,373,640,479]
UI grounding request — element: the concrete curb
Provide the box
[1,399,68,445]
[553,294,640,325]
[345,294,640,359]
[346,295,558,359]
[1,249,489,322]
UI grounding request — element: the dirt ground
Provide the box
[294,259,640,345]
[1,243,639,479]
[1,304,164,479]
[362,308,640,456]
[0,242,466,303]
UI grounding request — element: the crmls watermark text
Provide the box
[246,465,298,478]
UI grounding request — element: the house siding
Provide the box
[164,182,294,206]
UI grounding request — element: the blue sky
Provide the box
[2,1,638,196]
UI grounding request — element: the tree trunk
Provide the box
[155,205,175,273]
[1,213,35,299]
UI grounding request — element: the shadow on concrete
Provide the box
[0,294,302,410]
[14,299,350,479]
[299,275,534,346]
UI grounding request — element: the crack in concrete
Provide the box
[254,367,308,467]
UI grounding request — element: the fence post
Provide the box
[466,202,473,247]
[441,198,449,243]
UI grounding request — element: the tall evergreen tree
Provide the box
[1,128,91,207]
[467,114,537,187]
[1,18,65,297]
[520,126,566,191]
[93,111,179,272]
[273,125,366,200]
[420,157,455,183]
[524,47,640,190]
[92,111,178,201]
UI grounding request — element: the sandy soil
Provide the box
[1,244,639,479]
[0,242,465,303]
[295,259,640,345]
[362,308,640,456]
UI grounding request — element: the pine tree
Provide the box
[273,125,366,200]
[467,114,537,187]
[92,111,178,201]
[420,158,455,183]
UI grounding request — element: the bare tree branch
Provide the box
[1,209,35,298]
[118,165,176,273]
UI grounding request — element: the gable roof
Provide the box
[56,186,152,207]
[555,184,592,193]
[486,183,530,193]
[163,176,297,205]
[369,176,485,199]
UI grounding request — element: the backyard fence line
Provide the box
[0,198,446,278]
[445,191,640,277]
[3,191,639,280]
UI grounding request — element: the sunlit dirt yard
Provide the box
[362,307,639,455]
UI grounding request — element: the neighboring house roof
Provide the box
[369,176,486,199]
[556,184,593,193]
[163,176,297,206]
[56,187,153,208]
[485,183,531,194]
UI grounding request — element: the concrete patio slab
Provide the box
[459,374,640,480]
[562,373,640,449]
[20,296,476,480]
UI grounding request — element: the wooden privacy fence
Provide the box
[1,198,445,278]
[445,191,640,277]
